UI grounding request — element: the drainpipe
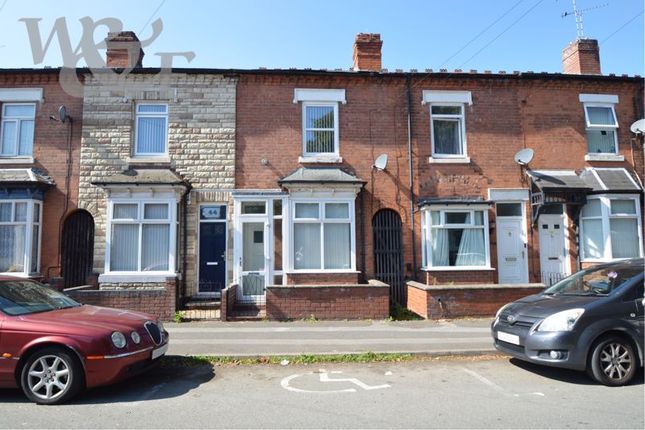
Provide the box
[406,76,417,279]
[180,187,191,305]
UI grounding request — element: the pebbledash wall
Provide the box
[77,70,236,317]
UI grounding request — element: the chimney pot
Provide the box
[352,33,382,72]
[105,31,145,69]
[562,39,601,75]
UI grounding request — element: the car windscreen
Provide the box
[544,264,643,297]
[0,280,80,316]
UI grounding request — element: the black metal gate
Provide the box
[372,209,405,305]
[62,210,95,288]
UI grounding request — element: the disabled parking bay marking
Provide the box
[281,369,391,394]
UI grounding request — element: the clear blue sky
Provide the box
[1,0,643,75]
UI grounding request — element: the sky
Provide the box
[0,0,643,75]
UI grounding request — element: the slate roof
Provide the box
[279,167,365,185]
[526,170,592,191]
[91,169,187,186]
[0,168,54,186]
[580,168,641,192]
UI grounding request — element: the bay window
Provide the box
[106,200,176,274]
[0,200,41,275]
[422,207,490,269]
[292,201,354,271]
[580,196,642,261]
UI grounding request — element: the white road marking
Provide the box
[461,367,513,397]
[281,370,390,394]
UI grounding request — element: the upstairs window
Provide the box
[430,104,465,157]
[1,103,36,157]
[134,104,168,156]
[294,89,346,161]
[584,104,618,154]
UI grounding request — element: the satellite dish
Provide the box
[373,154,388,171]
[630,119,645,135]
[58,105,68,123]
[514,148,534,166]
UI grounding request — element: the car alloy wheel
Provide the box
[589,336,636,386]
[20,347,84,405]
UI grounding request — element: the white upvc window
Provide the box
[580,195,643,261]
[1,103,36,157]
[430,103,467,157]
[105,199,176,274]
[421,206,491,270]
[0,200,41,276]
[134,104,168,156]
[291,200,355,271]
[583,103,618,154]
[302,102,339,157]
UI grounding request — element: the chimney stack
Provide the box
[105,31,145,68]
[562,38,601,75]
[352,33,382,72]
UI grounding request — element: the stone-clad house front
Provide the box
[74,33,236,318]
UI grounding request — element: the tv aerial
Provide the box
[561,0,608,39]
[514,148,534,167]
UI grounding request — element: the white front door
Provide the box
[496,203,528,284]
[538,212,568,286]
[239,219,268,303]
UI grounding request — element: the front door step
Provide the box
[184,299,221,310]
[230,304,266,321]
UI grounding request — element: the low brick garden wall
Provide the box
[64,278,177,321]
[266,280,389,320]
[220,283,238,321]
[407,281,545,319]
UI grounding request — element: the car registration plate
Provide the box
[151,343,168,360]
[497,331,520,345]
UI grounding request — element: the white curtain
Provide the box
[144,204,168,219]
[305,106,334,153]
[1,121,17,155]
[110,224,138,271]
[142,224,169,271]
[136,117,166,154]
[431,228,449,266]
[19,120,34,156]
[455,228,486,266]
[582,219,604,258]
[610,219,639,258]
[0,225,25,272]
[586,130,616,153]
[324,223,350,269]
[294,223,320,269]
[587,107,615,125]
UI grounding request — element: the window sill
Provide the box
[98,272,177,283]
[286,269,359,274]
[126,156,171,165]
[0,156,34,164]
[584,153,624,162]
[421,266,495,272]
[0,272,37,278]
[298,155,343,164]
[428,157,471,164]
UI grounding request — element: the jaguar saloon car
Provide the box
[0,276,169,404]
[492,258,644,386]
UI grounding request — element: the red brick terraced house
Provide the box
[233,34,644,320]
[0,68,85,287]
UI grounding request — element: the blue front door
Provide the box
[198,205,227,294]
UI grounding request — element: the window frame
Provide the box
[429,102,467,158]
[580,194,643,262]
[290,199,356,273]
[301,101,340,158]
[582,102,619,155]
[421,206,491,271]
[105,198,177,275]
[0,199,42,277]
[134,103,169,157]
[0,102,36,158]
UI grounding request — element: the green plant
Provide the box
[389,303,423,321]
[173,311,185,323]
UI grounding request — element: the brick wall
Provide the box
[66,278,177,320]
[220,283,238,322]
[266,280,389,320]
[0,71,83,280]
[407,281,545,319]
[286,272,360,285]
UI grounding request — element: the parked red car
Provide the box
[0,276,169,404]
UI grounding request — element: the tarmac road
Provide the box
[0,356,643,429]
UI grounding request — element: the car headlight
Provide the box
[536,309,585,332]
[495,303,512,319]
[111,331,127,348]
[131,331,141,344]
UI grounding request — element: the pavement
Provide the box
[164,317,496,357]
